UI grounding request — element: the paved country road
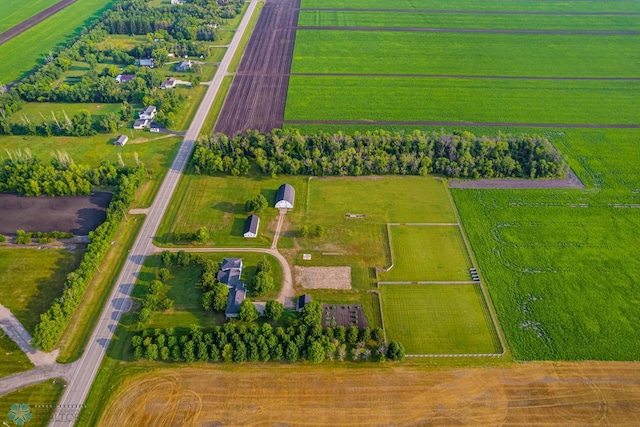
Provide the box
[49,2,261,425]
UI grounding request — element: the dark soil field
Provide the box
[322,304,368,328]
[0,192,112,235]
[0,0,77,46]
[214,0,300,134]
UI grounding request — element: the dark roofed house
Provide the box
[218,258,246,318]
[176,60,192,71]
[220,258,243,272]
[243,214,260,238]
[115,74,135,84]
[225,285,246,318]
[275,184,295,209]
[297,294,312,312]
[139,106,157,120]
[160,77,176,89]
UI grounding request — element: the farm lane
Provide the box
[49,1,262,425]
[297,26,640,35]
[0,303,59,366]
[0,0,77,46]
[299,8,640,16]
[0,364,74,396]
[287,73,640,81]
[215,0,301,134]
[286,120,640,129]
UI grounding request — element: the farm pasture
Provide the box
[292,31,640,78]
[379,225,472,282]
[9,103,122,125]
[0,248,84,334]
[285,77,640,124]
[0,0,61,34]
[298,11,640,31]
[380,284,499,354]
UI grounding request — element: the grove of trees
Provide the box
[192,129,567,179]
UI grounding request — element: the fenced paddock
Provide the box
[380,284,502,355]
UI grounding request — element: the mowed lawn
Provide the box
[9,102,122,124]
[298,11,640,31]
[292,31,640,77]
[0,0,60,33]
[0,248,83,333]
[0,334,32,378]
[285,77,640,124]
[300,0,640,13]
[380,226,472,282]
[158,174,309,247]
[0,0,114,83]
[0,380,65,427]
[380,284,500,354]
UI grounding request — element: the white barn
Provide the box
[275,184,295,209]
[114,135,128,146]
[244,214,260,238]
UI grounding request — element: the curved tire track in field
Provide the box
[0,0,77,46]
[297,26,640,35]
[300,8,640,16]
[285,120,640,129]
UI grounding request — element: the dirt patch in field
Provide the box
[322,303,368,328]
[98,361,640,426]
[0,192,112,235]
[214,0,300,134]
[0,0,77,46]
[294,266,352,289]
[449,169,586,189]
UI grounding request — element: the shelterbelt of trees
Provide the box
[192,129,567,179]
[0,152,147,350]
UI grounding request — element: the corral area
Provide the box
[94,362,640,426]
[0,192,111,235]
[295,266,352,289]
[380,284,499,354]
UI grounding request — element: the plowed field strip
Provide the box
[300,8,640,16]
[297,26,640,34]
[215,0,301,134]
[285,120,640,129]
[0,0,76,46]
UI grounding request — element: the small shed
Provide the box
[114,135,128,146]
[160,77,176,89]
[297,294,312,312]
[275,184,295,209]
[244,214,260,238]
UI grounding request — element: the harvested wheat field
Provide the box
[99,362,640,426]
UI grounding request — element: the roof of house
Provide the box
[162,77,176,84]
[115,135,128,144]
[133,119,150,128]
[220,257,242,271]
[276,184,295,206]
[244,214,260,235]
[297,294,312,310]
[142,106,157,115]
[116,74,135,83]
[225,285,246,317]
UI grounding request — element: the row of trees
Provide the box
[32,163,147,350]
[193,129,566,179]
[14,230,74,244]
[0,151,126,196]
[131,310,404,364]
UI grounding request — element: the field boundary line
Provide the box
[407,352,503,357]
[368,290,387,345]
[296,26,640,35]
[445,184,507,356]
[288,73,640,81]
[379,281,477,285]
[298,8,640,16]
[285,120,640,129]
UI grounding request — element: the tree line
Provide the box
[32,162,146,351]
[0,150,126,196]
[193,129,567,179]
[131,307,405,364]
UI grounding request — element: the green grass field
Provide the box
[9,102,122,125]
[0,0,60,34]
[379,226,472,282]
[452,128,640,360]
[292,31,640,78]
[380,284,500,354]
[0,380,66,427]
[0,334,32,378]
[136,253,283,330]
[285,77,640,124]
[0,248,83,334]
[0,0,115,83]
[298,11,640,31]
[300,0,640,13]
[157,174,308,247]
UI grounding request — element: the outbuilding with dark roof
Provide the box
[244,214,260,238]
[275,184,295,209]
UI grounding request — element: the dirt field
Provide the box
[0,192,111,235]
[295,266,352,289]
[449,169,586,189]
[99,361,640,426]
[214,0,300,134]
[0,0,76,46]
